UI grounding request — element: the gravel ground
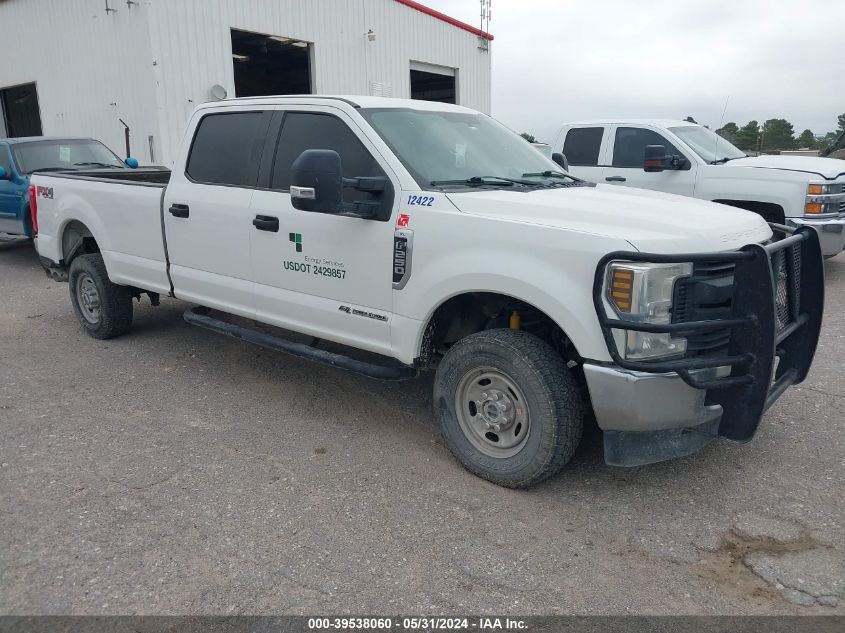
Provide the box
[1,239,843,615]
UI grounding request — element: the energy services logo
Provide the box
[289,232,303,253]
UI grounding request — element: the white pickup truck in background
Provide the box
[31,97,823,488]
[554,120,845,257]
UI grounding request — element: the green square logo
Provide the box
[289,232,302,253]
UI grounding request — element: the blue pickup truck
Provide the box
[0,137,137,238]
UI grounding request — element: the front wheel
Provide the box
[68,253,133,339]
[433,329,583,488]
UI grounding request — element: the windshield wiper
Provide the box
[710,156,744,165]
[430,175,539,187]
[521,170,583,182]
[73,161,122,168]
[29,167,75,173]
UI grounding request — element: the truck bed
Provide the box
[32,169,172,295]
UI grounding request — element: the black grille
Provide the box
[673,261,735,357]
[771,241,802,333]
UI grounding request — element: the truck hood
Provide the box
[446,184,772,254]
[727,155,845,180]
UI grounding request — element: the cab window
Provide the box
[563,127,604,166]
[270,112,391,218]
[612,127,682,168]
[186,111,271,187]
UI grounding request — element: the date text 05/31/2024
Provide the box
[307,617,528,630]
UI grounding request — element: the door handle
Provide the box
[252,215,279,232]
[605,176,627,183]
[169,203,190,218]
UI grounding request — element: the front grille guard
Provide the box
[592,224,824,441]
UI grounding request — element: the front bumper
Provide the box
[589,224,824,467]
[787,216,845,257]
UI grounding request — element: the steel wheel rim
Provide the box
[455,366,530,458]
[76,273,102,324]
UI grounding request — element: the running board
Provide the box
[183,307,417,381]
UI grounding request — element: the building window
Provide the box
[409,62,456,104]
[230,29,312,97]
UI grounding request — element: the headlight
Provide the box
[604,261,692,360]
[806,182,844,215]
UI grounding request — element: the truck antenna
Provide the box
[712,95,730,162]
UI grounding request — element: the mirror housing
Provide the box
[290,149,343,213]
[552,152,569,171]
[290,149,387,219]
[0,166,8,180]
[125,157,139,169]
[644,145,688,172]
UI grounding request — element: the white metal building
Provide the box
[0,0,493,165]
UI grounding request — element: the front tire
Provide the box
[434,329,583,488]
[68,253,133,339]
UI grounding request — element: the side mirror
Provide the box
[125,157,139,169]
[552,152,569,171]
[644,145,667,172]
[0,166,8,180]
[290,149,386,219]
[290,149,343,213]
[644,145,688,172]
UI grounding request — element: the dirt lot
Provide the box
[1,239,843,615]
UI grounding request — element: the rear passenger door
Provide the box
[163,108,273,317]
[558,126,608,183]
[604,125,697,196]
[248,107,398,356]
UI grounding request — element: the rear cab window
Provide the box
[185,111,272,187]
[563,127,605,167]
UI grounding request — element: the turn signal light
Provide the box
[807,184,824,195]
[805,202,823,214]
[609,268,634,312]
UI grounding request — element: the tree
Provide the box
[520,132,536,143]
[734,121,760,151]
[821,131,840,150]
[760,118,796,151]
[796,129,817,149]
[838,113,845,133]
[715,122,739,144]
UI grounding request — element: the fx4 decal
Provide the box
[36,186,54,199]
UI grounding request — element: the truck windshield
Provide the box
[359,107,563,189]
[669,125,746,164]
[12,139,125,174]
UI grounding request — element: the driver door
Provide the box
[603,125,697,196]
[249,107,398,357]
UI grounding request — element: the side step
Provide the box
[183,307,418,381]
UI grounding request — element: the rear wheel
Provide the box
[68,253,133,339]
[434,329,583,488]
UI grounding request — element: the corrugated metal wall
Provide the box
[0,0,492,165]
[0,0,160,162]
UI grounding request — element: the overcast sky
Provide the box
[422,0,845,144]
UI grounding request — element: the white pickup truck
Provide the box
[554,120,845,257]
[32,96,823,488]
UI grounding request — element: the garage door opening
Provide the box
[410,62,456,104]
[1,82,43,138]
[230,29,312,97]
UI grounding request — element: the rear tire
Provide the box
[433,329,583,488]
[68,253,133,339]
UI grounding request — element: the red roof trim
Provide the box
[393,0,494,41]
